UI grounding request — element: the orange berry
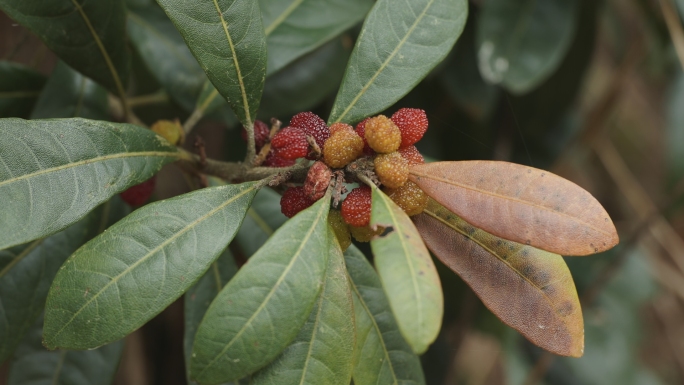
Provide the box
[341,186,372,227]
[374,152,409,189]
[384,181,428,216]
[328,210,351,251]
[323,125,364,168]
[364,115,401,153]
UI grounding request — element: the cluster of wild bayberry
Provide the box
[257,109,430,250]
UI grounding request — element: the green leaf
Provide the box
[43,182,259,350]
[343,245,425,385]
[0,118,180,250]
[235,188,288,258]
[127,2,206,111]
[251,234,355,385]
[0,0,130,95]
[260,0,372,75]
[369,186,443,355]
[0,61,46,118]
[7,314,124,385]
[328,0,468,124]
[0,199,127,362]
[476,0,579,94]
[157,0,267,128]
[184,248,239,384]
[190,196,331,385]
[30,61,109,120]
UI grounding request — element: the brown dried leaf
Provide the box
[413,199,584,357]
[409,161,618,256]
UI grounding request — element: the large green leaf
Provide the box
[7,314,124,385]
[344,246,425,385]
[128,2,206,111]
[328,0,468,124]
[31,61,109,120]
[260,0,372,75]
[0,118,180,250]
[251,235,355,385]
[190,196,331,385]
[369,186,442,355]
[235,188,288,258]
[157,0,267,128]
[0,199,126,362]
[43,182,259,350]
[0,61,46,118]
[476,0,579,94]
[0,0,130,95]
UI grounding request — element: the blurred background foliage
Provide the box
[2,0,684,384]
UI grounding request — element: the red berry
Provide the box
[354,118,374,156]
[341,186,372,227]
[280,186,314,218]
[290,112,330,159]
[271,126,309,160]
[391,108,428,148]
[241,120,270,150]
[304,161,332,201]
[399,146,425,166]
[263,150,296,167]
[120,176,156,206]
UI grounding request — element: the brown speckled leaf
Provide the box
[409,161,618,256]
[413,199,584,357]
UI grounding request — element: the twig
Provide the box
[194,137,208,168]
[127,91,169,108]
[659,0,684,72]
[182,108,204,135]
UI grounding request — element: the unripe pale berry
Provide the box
[328,210,351,251]
[374,152,409,189]
[323,124,364,168]
[151,120,184,145]
[364,115,401,154]
[384,181,428,216]
[349,224,383,242]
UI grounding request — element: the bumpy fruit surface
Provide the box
[304,161,332,201]
[271,126,309,160]
[341,186,372,227]
[391,108,428,148]
[263,150,296,167]
[120,176,156,206]
[290,112,330,159]
[323,124,364,168]
[384,181,428,216]
[151,120,183,145]
[354,118,374,155]
[241,120,270,150]
[364,115,401,153]
[399,145,425,165]
[374,152,409,189]
[328,210,351,251]
[280,186,314,218]
[349,224,383,242]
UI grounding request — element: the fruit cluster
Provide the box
[271,109,430,249]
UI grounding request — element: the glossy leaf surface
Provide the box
[328,0,468,124]
[128,2,206,111]
[0,0,130,94]
[31,61,108,120]
[409,161,618,256]
[476,0,578,94]
[8,314,123,385]
[260,0,371,75]
[344,246,425,385]
[157,0,267,128]
[190,196,331,384]
[0,61,45,118]
[251,237,354,385]
[43,183,259,349]
[0,118,179,250]
[369,187,442,354]
[413,199,584,357]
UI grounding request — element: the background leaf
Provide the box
[43,183,258,350]
[413,199,584,357]
[0,0,130,94]
[157,0,267,128]
[7,314,124,385]
[127,1,206,111]
[260,0,372,75]
[0,118,180,250]
[235,188,288,258]
[409,161,619,256]
[476,0,579,94]
[251,236,354,385]
[30,61,109,120]
[369,186,442,355]
[328,0,468,124]
[0,61,46,118]
[343,245,425,385]
[190,197,331,385]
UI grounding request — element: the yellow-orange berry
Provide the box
[374,152,409,189]
[328,210,351,251]
[151,119,184,145]
[364,115,401,153]
[323,125,364,168]
[384,181,428,216]
[349,224,383,242]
